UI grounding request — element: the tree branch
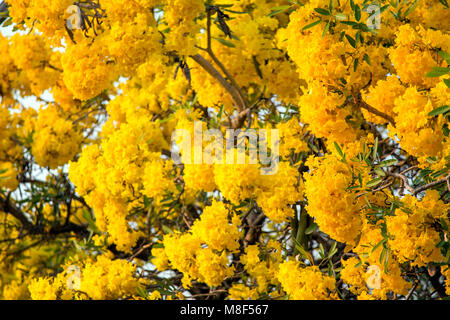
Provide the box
[190,53,246,112]
[348,94,396,126]
[0,194,33,230]
[387,172,450,196]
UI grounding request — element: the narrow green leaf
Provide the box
[426,67,450,78]
[444,79,450,88]
[217,105,224,119]
[268,5,292,17]
[339,20,357,26]
[404,0,418,17]
[213,37,236,48]
[441,217,448,231]
[322,21,330,37]
[354,4,361,21]
[315,7,331,15]
[378,159,398,167]
[305,222,319,235]
[374,168,386,177]
[366,178,382,188]
[363,53,371,66]
[379,247,386,264]
[302,19,322,30]
[328,241,337,258]
[350,0,355,10]
[353,58,359,72]
[372,137,378,160]
[355,31,361,44]
[334,12,347,20]
[334,142,344,158]
[428,105,450,117]
[371,238,386,253]
[380,4,390,13]
[345,34,356,48]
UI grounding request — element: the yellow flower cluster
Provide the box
[32,105,83,169]
[389,25,449,88]
[303,155,363,244]
[61,40,114,101]
[157,200,240,287]
[277,117,309,158]
[28,253,140,300]
[299,82,358,145]
[8,0,73,42]
[164,0,204,56]
[240,240,282,294]
[386,191,449,267]
[388,87,446,166]
[362,76,405,125]
[0,162,18,191]
[277,260,337,300]
[69,108,174,251]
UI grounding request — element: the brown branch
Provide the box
[348,94,396,126]
[387,172,450,196]
[0,194,33,230]
[405,281,419,300]
[359,100,396,126]
[204,7,247,112]
[190,54,246,112]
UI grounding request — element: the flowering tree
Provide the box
[0,0,449,300]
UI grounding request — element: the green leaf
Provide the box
[366,178,382,188]
[1,17,12,27]
[322,21,330,37]
[355,31,361,44]
[213,37,236,48]
[345,34,356,48]
[334,12,347,20]
[378,159,398,167]
[444,79,450,88]
[339,20,357,26]
[371,238,386,253]
[374,168,386,177]
[305,222,319,235]
[353,58,359,72]
[354,4,361,21]
[426,67,450,78]
[162,225,173,234]
[350,0,355,10]
[444,79,450,89]
[314,7,331,15]
[334,142,344,158]
[380,4,390,14]
[363,53,371,66]
[372,137,378,160]
[217,105,224,119]
[252,55,263,79]
[328,241,338,258]
[379,247,386,264]
[441,218,448,231]
[268,5,292,17]
[302,19,322,30]
[428,105,450,117]
[136,286,149,299]
[404,0,418,17]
